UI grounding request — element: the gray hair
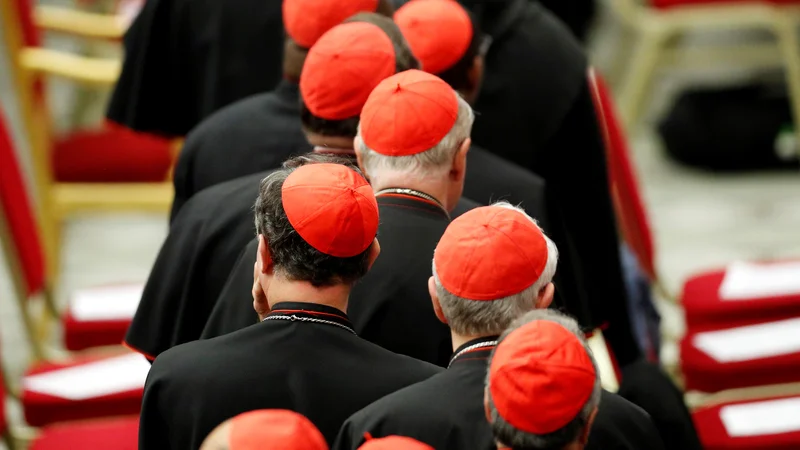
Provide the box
[485,309,602,450]
[432,202,559,336]
[355,94,474,181]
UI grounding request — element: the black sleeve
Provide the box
[538,79,641,366]
[618,360,703,450]
[125,202,204,358]
[107,0,194,136]
[138,362,172,450]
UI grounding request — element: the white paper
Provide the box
[692,317,800,363]
[719,260,800,300]
[721,396,800,437]
[24,354,151,400]
[586,331,619,393]
[70,284,144,321]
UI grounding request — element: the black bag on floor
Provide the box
[658,82,800,172]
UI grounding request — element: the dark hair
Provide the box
[300,12,420,138]
[437,11,482,92]
[253,153,373,287]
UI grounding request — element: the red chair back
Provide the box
[0,107,46,296]
[588,69,657,282]
[12,0,40,47]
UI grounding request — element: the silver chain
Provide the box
[448,341,498,368]
[262,314,357,335]
[374,188,450,220]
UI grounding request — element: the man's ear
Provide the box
[483,388,492,423]
[256,234,273,275]
[536,282,555,309]
[354,137,369,180]
[450,137,471,182]
[466,55,484,101]
[428,276,448,324]
[366,238,381,271]
[580,407,599,445]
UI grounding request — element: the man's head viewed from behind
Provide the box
[485,309,601,450]
[281,0,394,80]
[199,409,327,450]
[252,154,380,319]
[299,16,419,149]
[394,0,487,103]
[429,202,558,341]
[355,70,473,212]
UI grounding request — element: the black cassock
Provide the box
[203,194,480,367]
[463,0,640,365]
[124,171,267,360]
[334,337,665,450]
[170,81,311,220]
[107,0,285,137]
[140,302,442,450]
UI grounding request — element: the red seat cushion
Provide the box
[654,0,800,8]
[693,395,800,449]
[52,126,172,183]
[22,353,149,427]
[62,284,142,351]
[681,318,800,392]
[682,263,800,328]
[63,315,131,351]
[30,416,138,450]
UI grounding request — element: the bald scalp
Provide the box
[200,420,231,450]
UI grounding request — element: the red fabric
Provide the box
[62,312,131,351]
[693,395,800,449]
[361,70,458,156]
[22,356,143,427]
[0,109,46,296]
[680,323,800,392]
[434,205,548,300]
[653,0,800,9]
[359,436,435,450]
[588,71,656,281]
[282,163,378,257]
[52,126,172,182]
[30,416,139,450]
[394,0,473,75]
[283,0,377,48]
[13,0,40,47]
[682,264,800,328]
[489,321,596,434]
[300,22,396,120]
[229,410,327,450]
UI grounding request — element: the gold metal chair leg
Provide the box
[772,12,800,161]
[619,27,670,130]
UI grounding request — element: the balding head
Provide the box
[429,202,559,337]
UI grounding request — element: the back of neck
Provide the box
[267,278,350,314]
[372,174,451,211]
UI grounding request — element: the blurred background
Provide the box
[1,0,800,447]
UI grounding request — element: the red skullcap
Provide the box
[433,205,547,300]
[489,320,597,435]
[300,22,396,120]
[229,409,327,450]
[395,0,473,75]
[358,436,435,450]
[283,0,378,49]
[282,163,378,257]
[360,69,458,156]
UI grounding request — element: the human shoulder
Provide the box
[183,92,280,148]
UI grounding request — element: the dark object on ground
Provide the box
[659,81,800,172]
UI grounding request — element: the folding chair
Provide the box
[0,0,174,288]
[610,0,800,152]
